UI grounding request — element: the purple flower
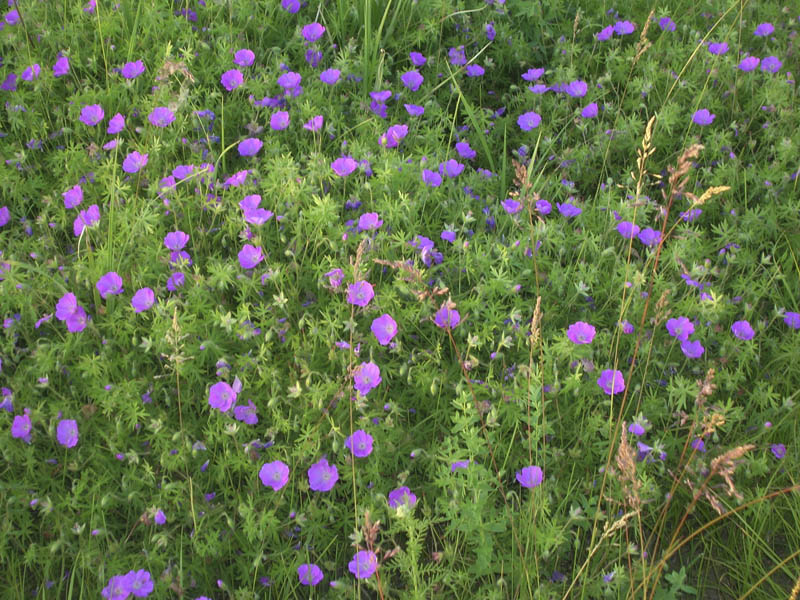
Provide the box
[441,230,456,243]
[536,199,552,215]
[1,73,17,92]
[358,212,383,231]
[440,159,464,178]
[597,25,614,41]
[521,68,545,81]
[0,206,8,227]
[738,56,760,71]
[557,202,581,218]
[783,312,800,329]
[466,64,485,77]
[73,204,100,237]
[131,288,155,313]
[259,460,289,490]
[56,419,79,448]
[754,22,774,37]
[409,51,427,66]
[79,104,104,126]
[434,303,460,329]
[628,420,646,436]
[404,103,425,117]
[238,244,264,269]
[451,460,470,472]
[614,20,635,35]
[208,381,237,412]
[616,221,640,239]
[502,198,522,215]
[692,108,715,126]
[659,17,676,32]
[422,169,442,187]
[21,64,40,81]
[297,564,323,586]
[354,362,381,396]
[53,56,70,77]
[731,320,754,340]
[107,113,125,134]
[308,457,338,492]
[148,106,175,127]
[234,48,255,67]
[347,281,374,307]
[388,486,417,508]
[320,68,340,84]
[666,316,694,341]
[401,70,424,91]
[63,184,83,209]
[96,272,124,299]
[597,369,625,395]
[301,22,325,42]
[581,102,599,119]
[567,321,596,344]
[516,465,543,488]
[680,339,704,358]
[638,227,661,247]
[331,156,358,177]
[379,124,408,148]
[760,56,782,73]
[448,45,467,66]
[621,320,635,334]
[233,399,258,425]
[281,0,300,12]
[708,42,728,55]
[122,151,148,174]
[348,551,378,579]
[455,141,476,160]
[164,231,189,250]
[11,410,32,443]
[325,268,344,288]
[221,69,244,91]
[166,272,185,292]
[345,429,374,457]
[517,111,542,131]
[121,60,145,79]
[123,569,153,598]
[270,110,290,130]
[101,575,130,600]
[303,115,324,131]
[565,80,588,97]
[770,443,786,459]
[277,71,301,91]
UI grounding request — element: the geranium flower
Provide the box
[53,56,70,77]
[301,22,325,42]
[597,369,625,395]
[753,22,774,37]
[581,102,599,119]
[738,56,760,71]
[308,457,338,492]
[220,69,244,91]
[297,564,323,586]
[422,169,442,187]
[208,380,239,412]
[666,316,694,341]
[131,288,155,313]
[567,321,596,344]
[344,429,374,458]
[347,281,374,307]
[516,465,543,488]
[692,108,715,125]
[122,151,148,174]
[107,113,125,134]
[353,362,381,396]
[259,460,289,490]
[96,271,124,298]
[401,70,424,91]
[616,221,639,238]
[63,184,83,209]
[331,156,357,177]
[121,60,145,79]
[557,202,581,217]
[614,20,635,35]
[379,124,408,148]
[680,339,704,358]
[517,111,541,131]
[659,17,676,31]
[238,244,264,269]
[388,486,417,508]
[731,320,754,340]
[409,51,427,66]
[597,25,613,41]
[434,303,460,329]
[148,106,174,127]
[348,550,378,579]
[707,42,728,55]
[358,212,383,231]
[11,409,32,443]
[234,49,255,66]
[122,569,153,598]
[320,68,340,84]
[79,104,104,126]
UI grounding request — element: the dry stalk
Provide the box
[616,424,642,511]
[529,296,543,346]
[790,570,800,600]
[633,10,654,66]
[664,144,704,204]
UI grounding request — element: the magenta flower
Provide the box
[659,17,676,32]
[692,108,715,126]
[270,110,290,130]
[754,22,774,37]
[56,419,79,448]
[616,221,640,239]
[320,68,340,84]
[102,575,130,600]
[738,56,760,71]
[297,564,323,586]
[347,281,374,307]
[308,457,338,492]
[502,198,522,215]
[517,111,542,131]
[208,380,238,412]
[597,25,613,41]
[405,104,425,117]
[434,303,460,329]
[123,569,153,597]
[614,20,635,35]
[783,312,800,329]
[771,444,786,460]
[0,206,8,227]
[345,429,374,458]
[79,104,104,126]
[707,42,728,55]
[409,51,427,66]
[164,231,189,251]
[53,56,70,77]
[358,212,383,231]
[638,227,661,247]
[303,115,324,131]
[63,184,83,209]
[581,102,599,119]
[166,272,185,292]
[731,320,754,340]
[73,204,100,237]
[379,124,408,148]
[131,287,155,313]
[680,339,704,358]
[148,106,175,127]
[455,141,476,160]
[516,465,543,488]
[121,60,145,79]
[597,369,625,395]
[259,460,289,491]
[422,169,442,187]
[281,0,300,12]
[238,244,264,269]
[348,550,378,579]
[96,272,124,299]
[107,113,125,134]
[761,56,782,73]
[238,137,263,156]
[401,70,424,91]
[325,268,344,288]
[451,460,470,471]
[277,71,301,91]
[21,64,40,81]
[301,22,325,42]
[565,80,588,97]
[122,151,148,174]
[234,48,255,66]
[233,400,258,425]
[331,156,357,177]
[388,486,417,508]
[557,202,581,218]
[440,159,464,178]
[567,321,596,344]
[522,67,545,81]
[354,362,381,396]
[466,64,485,77]
[11,409,32,443]
[536,199,552,215]
[666,316,694,341]
[220,69,244,91]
